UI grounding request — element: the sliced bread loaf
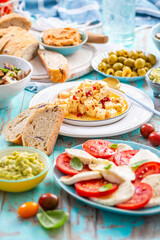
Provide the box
[0,13,31,31]
[38,49,70,83]
[4,103,51,145]
[22,105,64,155]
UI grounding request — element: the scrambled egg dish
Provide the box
[54,80,128,121]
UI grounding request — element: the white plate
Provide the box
[48,82,132,126]
[91,49,160,82]
[29,81,154,138]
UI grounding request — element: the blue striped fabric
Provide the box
[19,0,160,26]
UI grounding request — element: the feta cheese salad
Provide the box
[56,139,160,210]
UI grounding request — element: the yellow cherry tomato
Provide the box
[18,202,39,218]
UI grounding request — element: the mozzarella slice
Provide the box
[90,181,135,206]
[117,144,133,152]
[129,149,160,167]
[60,171,102,185]
[65,148,96,165]
[142,174,160,207]
[102,165,135,184]
[89,158,116,172]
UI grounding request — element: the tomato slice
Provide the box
[113,150,139,166]
[83,139,116,159]
[116,182,152,210]
[75,179,118,197]
[134,161,160,182]
[56,153,90,176]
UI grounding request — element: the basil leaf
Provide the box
[99,183,112,192]
[104,164,112,170]
[131,159,149,170]
[70,157,83,171]
[110,144,118,149]
[37,209,69,229]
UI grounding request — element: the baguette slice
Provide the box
[38,49,70,83]
[4,103,51,145]
[0,13,31,31]
[22,105,64,155]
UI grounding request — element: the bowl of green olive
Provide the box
[91,49,159,82]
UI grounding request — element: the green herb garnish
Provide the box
[14,67,21,71]
[0,68,9,73]
[131,160,149,170]
[110,144,118,149]
[9,73,13,77]
[104,163,112,170]
[99,183,112,192]
[70,157,83,171]
[37,207,69,229]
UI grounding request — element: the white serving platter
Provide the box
[29,81,153,138]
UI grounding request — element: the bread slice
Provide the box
[0,26,39,61]
[0,13,31,31]
[4,103,51,145]
[38,49,70,83]
[22,105,64,155]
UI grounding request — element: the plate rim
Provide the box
[54,139,160,216]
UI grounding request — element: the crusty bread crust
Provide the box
[4,103,53,145]
[38,49,70,83]
[0,13,31,31]
[22,105,64,155]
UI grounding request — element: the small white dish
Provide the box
[0,55,33,109]
[91,50,160,82]
[29,81,154,138]
[49,85,131,127]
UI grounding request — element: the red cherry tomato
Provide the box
[83,139,116,159]
[134,161,160,182]
[116,182,152,210]
[113,150,139,166]
[56,153,90,175]
[75,179,118,198]
[140,123,155,138]
[39,193,59,210]
[18,202,39,218]
[149,131,160,146]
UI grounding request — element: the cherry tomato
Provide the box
[140,123,155,138]
[113,150,139,166]
[116,182,152,210]
[18,202,39,218]
[75,179,118,198]
[149,131,160,146]
[0,0,12,16]
[39,193,59,210]
[83,139,116,159]
[134,161,160,182]
[56,153,90,175]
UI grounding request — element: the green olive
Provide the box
[115,70,123,77]
[124,58,135,68]
[106,68,115,75]
[112,62,123,71]
[98,62,107,72]
[128,50,138,59]
[117,49,129,57]
[147,54,156,65]
[122,66,132,77]
[108,54,118,65]
[108,51,116,56]
[102,58,108,63]
[131,71,138,77]
[117,56,126,64]
[145,62,152,69]
[137,68,146,76]
[138,52,147,61]
[144,67,149,72]
[134,58,145,69]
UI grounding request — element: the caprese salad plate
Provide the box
[29,81,153,138]
[54,139,160,216]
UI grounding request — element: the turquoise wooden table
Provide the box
[1,28,160,240]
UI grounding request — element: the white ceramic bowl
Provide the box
[0,55,33,109]
[49,83,132,127]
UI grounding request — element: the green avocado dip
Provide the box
[149,68,160,83]
[0,151,44,180]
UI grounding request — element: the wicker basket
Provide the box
[0,0,19,17]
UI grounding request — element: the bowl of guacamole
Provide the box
[146,67,160,98]
[0,147,50,192]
